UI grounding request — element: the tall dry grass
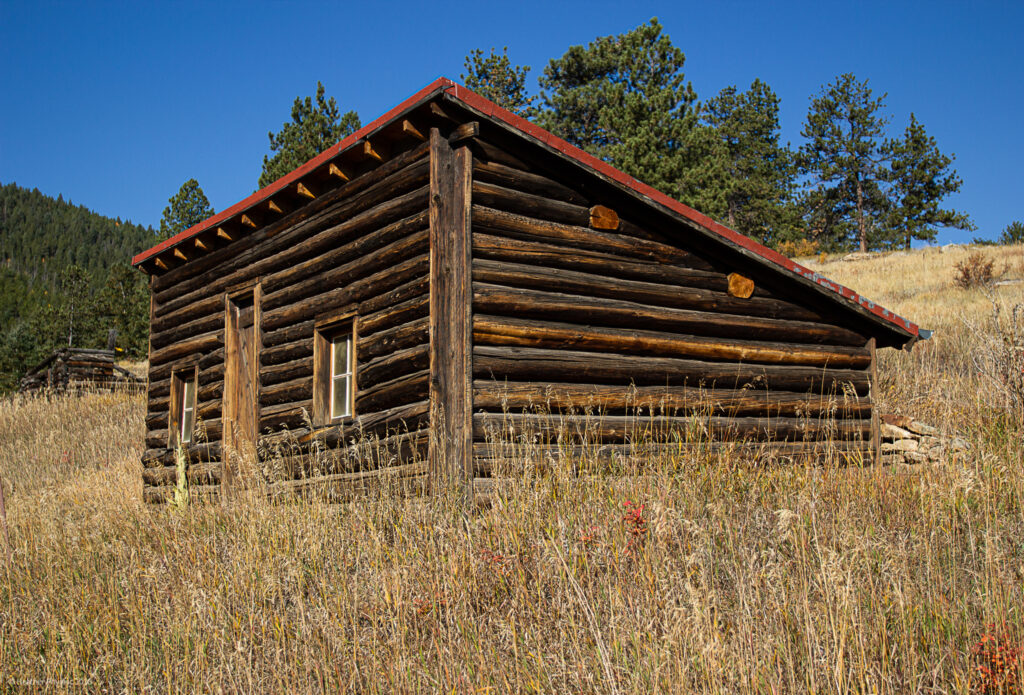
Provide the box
[0,244,1022,693]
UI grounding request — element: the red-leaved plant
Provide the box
[622,500,648,557]
[972,624,1022,694]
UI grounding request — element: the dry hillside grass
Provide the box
[1,244,1023,693]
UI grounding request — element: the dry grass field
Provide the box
[1,244,1022,693]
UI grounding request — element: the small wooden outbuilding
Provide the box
[133,78,924,503]
[20,345,145,394]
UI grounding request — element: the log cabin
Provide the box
[132,78,925,503]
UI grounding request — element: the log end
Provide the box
[589,205,619,231]
[727,273,755,299]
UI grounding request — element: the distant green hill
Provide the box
[0,182,154,286]
[0,182,156,392]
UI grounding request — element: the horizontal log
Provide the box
[472,441,875,478]
[152,141,430,294]
[262,338,312,368]
[472,179,671,248]
[260,376,311,407]
[473,158,589,206]
[140,441,223,468]
[263,320,313,349]
[472,381,872,418]
[260,400,431,449]
[473,205,691,265]
[152,183,427,333]
[359,316,428,362]
[197,379,222,402]
[268,431,429,481]
[260,401,313,431]
[474,232,728,290]
[268,462,428,503]
[197,400,220,420]
[196,418,222,442]
[144,484,221,505]
[142,461,223,486]
[472,439,874,459]
[150,307,222,352]
[261,251,428,332]
[474,412,872,443]
[474,315,871,368]
[359,343,429,387]
[261,357,313,387]
[149,330,222,368]
[473,258,820,322]
[359,294,429,338]
[474,283,865,346]
[356,369,430,414]
[474,345,871,394]
[261,204,429,302]
[146,429,169,449]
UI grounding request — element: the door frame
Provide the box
[222,280,261,489]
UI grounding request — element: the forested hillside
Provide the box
[0,182,155,392]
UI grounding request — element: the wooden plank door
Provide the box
[224,289,259,487]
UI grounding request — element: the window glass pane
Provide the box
[183,378,195,407]
[331,375,350,418]
[182,408,194,444]
[332,336,350,376]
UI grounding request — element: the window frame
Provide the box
[313,313,357,427]
[169,365,199,448]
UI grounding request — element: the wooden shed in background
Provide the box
[132,78,924,503]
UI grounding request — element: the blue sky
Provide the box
[1,0,1020,244]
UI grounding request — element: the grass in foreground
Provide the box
[0,244,1022,693]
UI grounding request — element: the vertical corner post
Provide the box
[428,127,473,494]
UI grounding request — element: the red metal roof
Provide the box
[134,77,920,341]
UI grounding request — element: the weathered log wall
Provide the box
[468,139,877,478]
[142,141,433,502]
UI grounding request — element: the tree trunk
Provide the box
[856,175,867,253]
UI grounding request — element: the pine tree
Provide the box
[462,47,536,118]
[259,82,361,189]
[885,113,973,249]
[537,18,700,198]
[51,264,98,348]
[1000,221,1024,245]
[798,74,891,253]
[700,80,799,246]
[158,179,214,243]
[97,263,149,357]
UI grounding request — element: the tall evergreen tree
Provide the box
[798,74,891,252]
[886,113,973,248]
[50,264,98,348]
[700,80,799,246]
[97,263,149,357]
[462,47,536,118]
[158,179,214,243]
[259,82,361,188]
[537,18,700,198]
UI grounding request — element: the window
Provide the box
[169,367,198,447]
[180,376,197,444]
[313,317,356,426]
[330,334,353,419]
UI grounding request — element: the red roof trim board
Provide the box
[133,77,920,340]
